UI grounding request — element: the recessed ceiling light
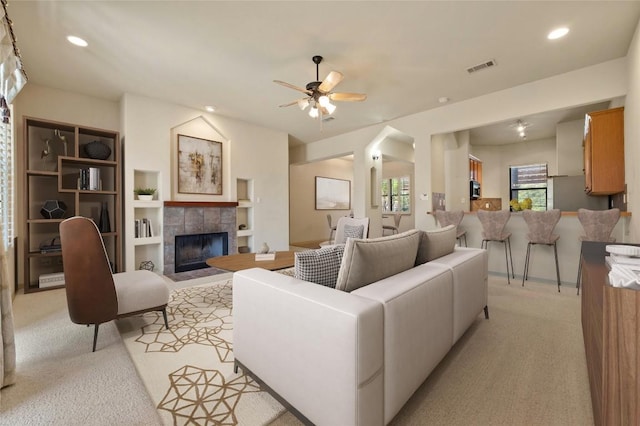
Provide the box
[547,27,569,40]
[66,35,88,47]
[438,97,449,104]
[205,105,216,112]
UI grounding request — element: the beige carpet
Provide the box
[117,279,284,425]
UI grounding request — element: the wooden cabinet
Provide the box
[583,107,624,195]
[580,242,640,426]
[23,117,121,292]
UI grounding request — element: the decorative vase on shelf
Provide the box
[259,242,270,254]
[99,202,111,233]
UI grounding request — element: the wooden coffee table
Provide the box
[206,251,296,272]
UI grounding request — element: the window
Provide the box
[381,176,411,213]
[509,163,548,211]
[0,98,12,247]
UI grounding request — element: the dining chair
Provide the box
[382,213,402,235]
[522,209,561,292]
[326,214,337,242]
[333,216,370,245]
[60,216,170,351]
[576,208,620,295]
[477,209,514,284]
[434,210,467,247]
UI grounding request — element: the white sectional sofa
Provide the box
[233,228,489,425]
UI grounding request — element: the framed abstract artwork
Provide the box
[177,134,222,195]
[315,176,351,210]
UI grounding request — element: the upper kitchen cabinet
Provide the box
[583,107,624,195]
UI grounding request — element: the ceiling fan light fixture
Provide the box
[297,98,310,110]
[318,95,330,107]
[325,102,336,115]
[309,106,319,118]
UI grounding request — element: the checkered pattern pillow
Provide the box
[342,224,364,240]
[294,245,346,288]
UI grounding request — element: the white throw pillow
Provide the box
[335,229,421,292]
[415,225,457,265]
[294,245,345,288]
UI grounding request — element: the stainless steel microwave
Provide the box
[470,180,481,199]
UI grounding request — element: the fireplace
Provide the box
[175,232,228,273]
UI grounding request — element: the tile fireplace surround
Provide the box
[163,201,238,275]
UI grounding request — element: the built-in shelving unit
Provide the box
[236,178,254,252]
[132,169,163,270]
[23,117,121,293]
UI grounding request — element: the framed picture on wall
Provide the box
[177,134,222,194]
[315,176,351,210]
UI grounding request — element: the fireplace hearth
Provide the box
[175,232,228,273]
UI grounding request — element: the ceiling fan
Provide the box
[274,55,367,120]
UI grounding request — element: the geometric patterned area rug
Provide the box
[116,279,285,425]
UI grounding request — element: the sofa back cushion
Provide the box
[415,225,457,265]
[294,244,345,288]
[335,229,421,292]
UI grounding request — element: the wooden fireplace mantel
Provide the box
[164,201,239,207]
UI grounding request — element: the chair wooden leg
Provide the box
[484,305,489,319]
[162,308,169,329]
[92,323,100,352]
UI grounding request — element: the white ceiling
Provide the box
[10,1,640,145]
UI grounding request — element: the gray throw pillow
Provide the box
[340,224,364,243]
[294,245,345,288]
[335,229,421,292]
[415,225,457,265]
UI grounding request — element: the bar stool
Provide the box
[434,210,467,246]
[576,208,620,295]
[477,209,514,284]
[522,209,561,292]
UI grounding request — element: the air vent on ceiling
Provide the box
[322,116,335,123]
[466,59,497,74]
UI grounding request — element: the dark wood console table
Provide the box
[580,241,640,425]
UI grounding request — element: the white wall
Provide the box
[122,94,289,270]
[289,158,354,244]
[556,118,584,176]
[625,18,640,242]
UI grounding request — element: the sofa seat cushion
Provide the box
[294,244,345,288]
[335,229,421,292]
[415,224,457,265]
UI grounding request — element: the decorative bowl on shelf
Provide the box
[40,200,67,219]
[137,194,153,201]
[84,140,111,160]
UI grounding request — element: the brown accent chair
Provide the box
[60,216,170,351]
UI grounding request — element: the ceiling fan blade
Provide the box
[318,71,344,93]
[279,99,302,108]
[330,92,367,102]
[273,80,311,95]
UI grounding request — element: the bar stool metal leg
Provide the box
[553,242,561,292]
